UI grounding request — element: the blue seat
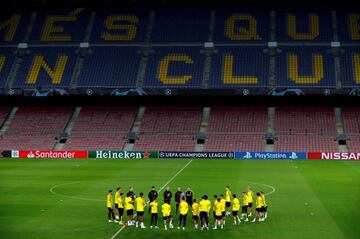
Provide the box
[209,46,269,88]
[78,47,140,88]
[28,9,90,43]
[144,47,204,88]
[151,9,209,43]
[214,9,270,43]
[275,9,333,42]
[276,46,336,87]
[340,47,360,88]
[90,10,148,44]
[0,48,16,87]
[13,47,77,88]
[337,11,360,43]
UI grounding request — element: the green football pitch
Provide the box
[0,159,359,239]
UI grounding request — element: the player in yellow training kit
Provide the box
[162,202,173,230]
[114,187,121,223]
[149,199,159,229]
[178,197,189,230]
[225,186,232,216]
[192,199,200,229]
[135,193,146,228]
[252,192,264,222]
[241,192,249,221]
[106,190,116,223]
[247,187,254,217]
[213,195,218,221]
[125,194,135,226]
[199,195,211,230]
[232,194,241,225]
[117,192,124,225]
[213,198,223,229]
[219,195,226,226]
[260,191,268,220]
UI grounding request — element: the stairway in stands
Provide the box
[194,107,210,152]
[266,107,276,152]
[53,107,81,150]
[334,107,348,152]
[123,107,145,151]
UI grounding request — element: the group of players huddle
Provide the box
[106,185,268,230]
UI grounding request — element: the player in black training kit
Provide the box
[126,187,135,198]
[175,187,183,214]
[185,187,194,206]
[148,186,158,214]
[163,186,172,204]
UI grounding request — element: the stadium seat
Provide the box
[209,47,269,88]
[342,107,360,134]
[275,134,338,151]
[275,10,333,42]
[276,47,336,87]
[204,134,264,151]
[275,107,336,133]
[207,107,268,133]
[144,47,204,88]
[77,47,140,88]
[151,9,209,43]
[0,48,16,88]
[63,136,126,150]
[347,137,360,152]
[140,107,202,133]
[133,134,195,151]
[12,47,78,89]
[64,107,137,149]
[0,107,72,150]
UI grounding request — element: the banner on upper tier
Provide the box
[10,150,88,158]
[308,152,360,160]
[88,151,158,159]
[235,152,307,160]
[158,152,234,159]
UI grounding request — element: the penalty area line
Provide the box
[110,159,193,239]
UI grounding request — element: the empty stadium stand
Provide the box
[139,107,202,133]
[133,135,195,151]
[204,135,264,151]
[78,47,140,88]
[64,136,127,150]
[208,107,268,133]
[0,107,72,150]
[0,8,359,91]
[347,137,360,151]
[340,108,360,151]
[0,107,10,127]
[274,107,338,151]
[0,6,360,153]
[63,107,137,150]
[204,107,267,151]
[0,105,358,152]
[133,107,201,151]
[275,107,336,133]
[275,134,339,151]
[342,108,360,134]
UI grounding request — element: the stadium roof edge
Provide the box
[2,0,360,9]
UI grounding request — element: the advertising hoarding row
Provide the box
[1,150,359,160]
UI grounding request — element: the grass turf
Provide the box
[0,159,359,239]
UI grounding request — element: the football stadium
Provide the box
[0,0,360,238]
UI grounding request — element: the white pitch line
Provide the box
[240,180,276,196]
[110,159,193,239]
[50,181,104,202]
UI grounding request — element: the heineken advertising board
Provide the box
[88,151,158,159]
